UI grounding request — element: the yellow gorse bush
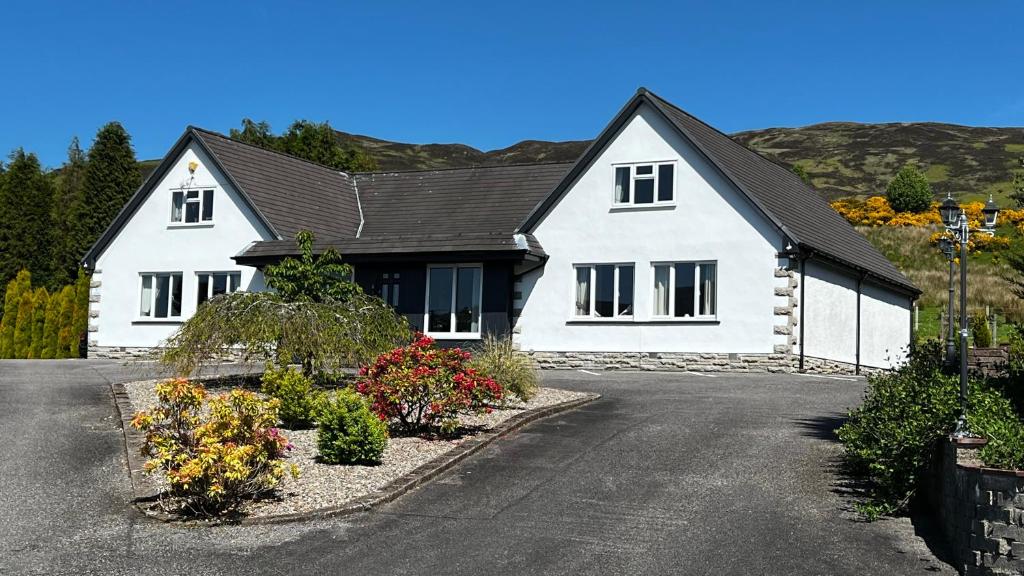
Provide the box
[130,378,298,516]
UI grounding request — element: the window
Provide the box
[613,162,675,205]
[379,272,400,307]
[573,264,634,318]
[139,273,182,319]
[171,189,214,224]
[196,272,242,306]
[652,262,716,319]
[425,265,481,335]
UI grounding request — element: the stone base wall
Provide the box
[968,347,1010,379]
[524,351,873,375]
[930,437,1024,575]
[88,345,161,361]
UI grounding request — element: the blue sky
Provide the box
[2,1,1022,167]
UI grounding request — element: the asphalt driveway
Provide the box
[0,361,954,575]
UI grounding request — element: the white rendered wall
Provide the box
[91,141,275,348]
[860,281,912,369]
[516,104,785,353]
[801,260,859,365]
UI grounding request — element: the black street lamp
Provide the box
[939,193,1000,437]
[938,236,956,365]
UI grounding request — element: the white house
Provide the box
[84,88,919,373]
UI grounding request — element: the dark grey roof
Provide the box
[353,163,571,237]
[193,128,361,239]
[235,232,544,264]
[518,89,918,294]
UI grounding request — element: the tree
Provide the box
[71,270,90,357]
[56,285,76,358]
[13,284,36,358]
[77,122,141,268]
[792,164,811,185]
[229,119,378,172]
[264,231,360,303]
[1010,165,1024,209]
[41,291,60,359]
[0,149,54,288]
[29,287,48,359]
[886,164,933,213]
[51,138,89,286]
[0,270,30,358]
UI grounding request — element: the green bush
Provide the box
[839,339,1024,518]
[886,164,933,213]
[970,313,993,348]
[260,366,325,429]
[317,389,388,465]
[470,334,539,403]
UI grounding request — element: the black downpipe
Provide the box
[855,275,864,375]
[799,256,806,372]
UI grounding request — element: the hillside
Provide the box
[139,122,1024,201]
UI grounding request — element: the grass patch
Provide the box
[1005,143,1024,154]
[923,164,950,183]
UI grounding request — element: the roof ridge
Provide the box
[352,160,574,176]
[188,125,354,177]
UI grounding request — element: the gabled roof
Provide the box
[518,88,918,295]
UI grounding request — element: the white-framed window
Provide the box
[573,264,634,318]
[425,264,482,337]
[139,272,183,319]
[196,272,242,306]
[613,161,676,205]
[171,188,214,224]
[379,272,400,307]
[652,261,717,319]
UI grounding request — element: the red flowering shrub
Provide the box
[356,333,503,434]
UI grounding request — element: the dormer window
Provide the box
[171,189,214,224]
[613,162,675,205]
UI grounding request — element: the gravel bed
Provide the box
[123,381,587,518]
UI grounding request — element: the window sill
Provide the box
[132,318,184,325]
[609,203,676,212]
[566,318,719,325]
[425,332,482,340]
[167,222,215,229]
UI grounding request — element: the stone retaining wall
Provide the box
[930,437,1024,575]
[969,347,1010,379]
[523,351,872,375]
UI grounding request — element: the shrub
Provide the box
[316,389,388,465]
[838,339,1024,518]
[470,334,539,402]
[886,164,933,213]
[970,313,993,348]
[130,378,297,516]
[357,334,503,435]
[260,366,325,429]
[837,340,959,517]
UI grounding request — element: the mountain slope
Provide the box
[140,123,1024,204]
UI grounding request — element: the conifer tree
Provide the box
[71,271,90,357]
[0,270,31,358]
[51,138,88,286]
[77,123,141,266]
[0,150,54,288]
[56,285,76,358]
[13,284,36,359]
[41,291,60,359]
[29,286,48,359]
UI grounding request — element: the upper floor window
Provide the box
[139,272,182,319]
[613,162,675,205]
[574,264,634,318]
[652,261,716,319]
[171,189,214,224]
[196,272,242,306]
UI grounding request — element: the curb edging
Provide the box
[110,380,598,526]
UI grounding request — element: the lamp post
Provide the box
[938,236,956,365]
[939,193,1000,437]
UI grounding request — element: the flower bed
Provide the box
[123,378,589,519]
